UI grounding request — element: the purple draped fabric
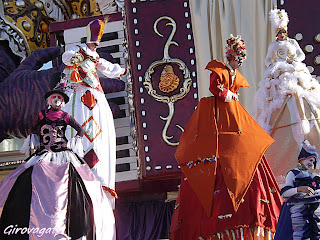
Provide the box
[0,163,27,215]
[75,164,116,240]
[115,200,175,240]
[29,161,69,238]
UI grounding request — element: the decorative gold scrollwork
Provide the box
[143,16,192,146]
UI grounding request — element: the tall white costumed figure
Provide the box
[61,18,126,210]
[254,9,320,180]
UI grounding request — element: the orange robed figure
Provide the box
[170,35,282,240]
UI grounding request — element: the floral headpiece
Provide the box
[225,34,247,63]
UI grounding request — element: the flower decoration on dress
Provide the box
[225,34,247,63]
[217,214,232,219]
[182,156,217,168]
[269,9,289,35]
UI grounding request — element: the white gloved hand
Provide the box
[232,93,239,101]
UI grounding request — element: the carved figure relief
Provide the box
[159,65,180,93]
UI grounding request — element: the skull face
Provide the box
[48,93,65,108]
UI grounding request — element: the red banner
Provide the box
[125,0,199,180]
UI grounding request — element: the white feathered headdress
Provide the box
[269,9,289,34]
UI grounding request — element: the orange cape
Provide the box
[206,60,250,92]
[175,96,274,217]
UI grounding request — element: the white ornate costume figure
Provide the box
[254,9,320,180]
[61,19,126,209]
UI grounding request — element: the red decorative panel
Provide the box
[84,148,99,169]
[125,0,199,180]
[279,0,320,77]
[81,90,98,110]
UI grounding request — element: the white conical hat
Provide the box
[269,9,289,34]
